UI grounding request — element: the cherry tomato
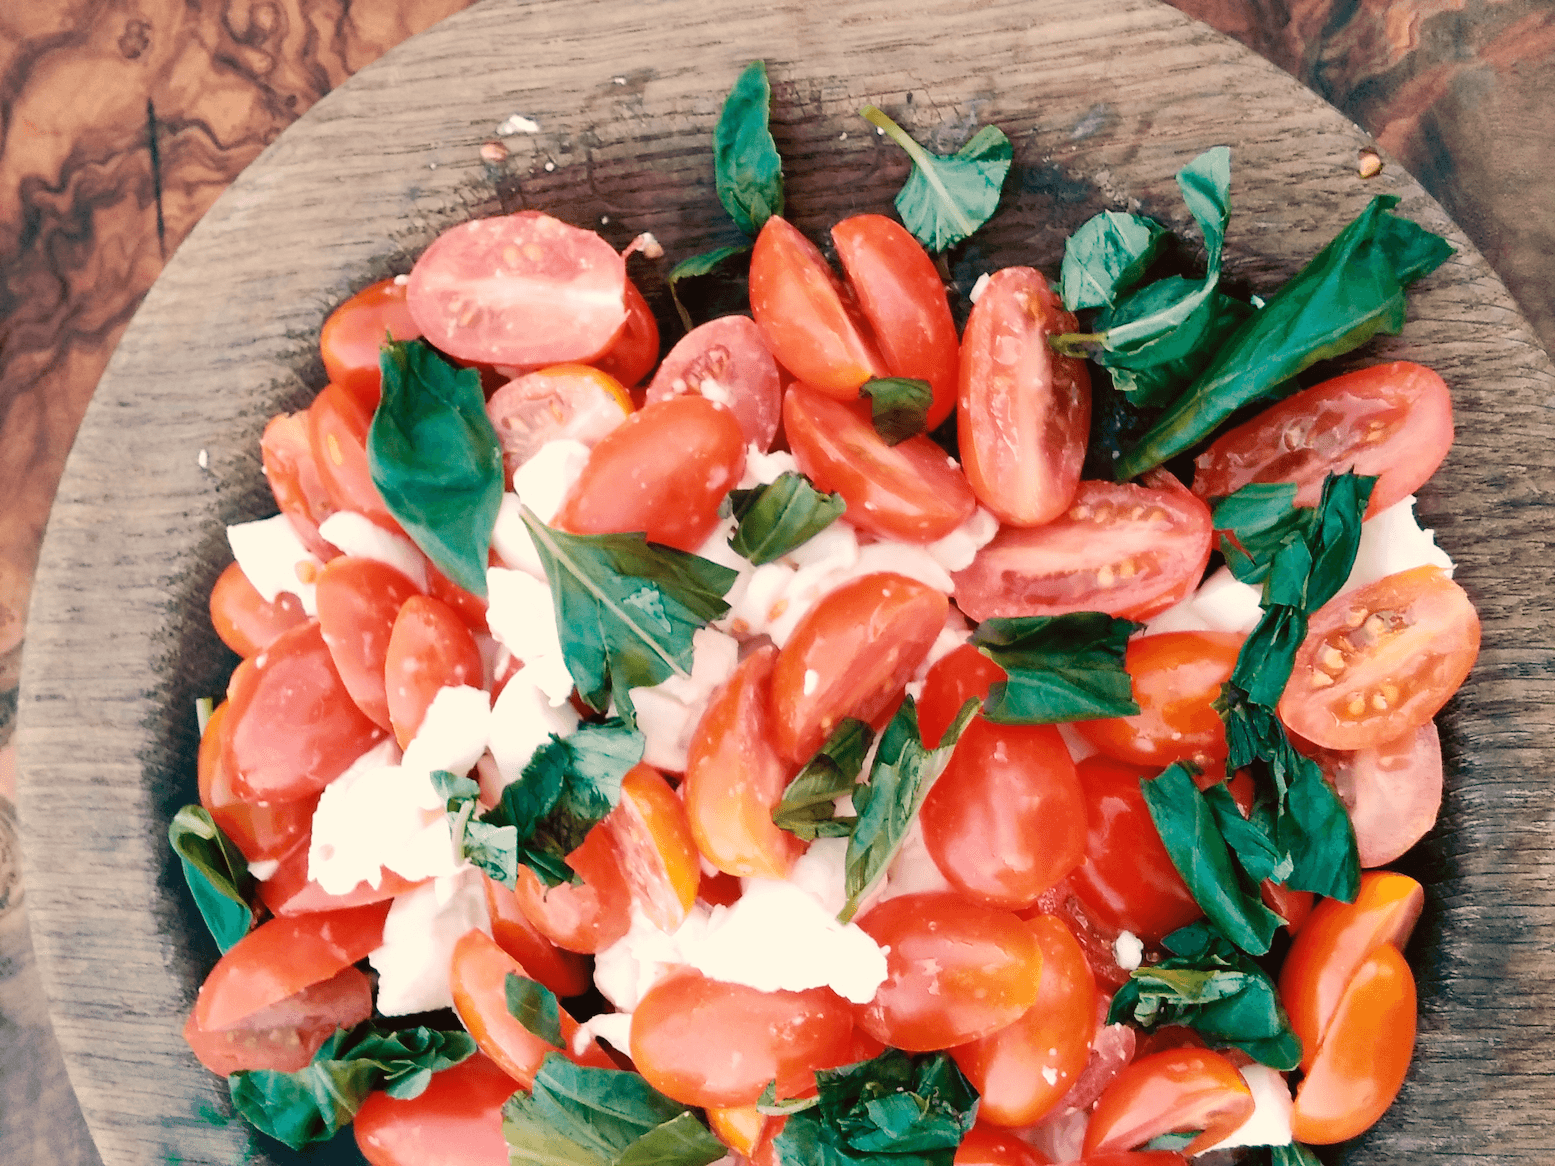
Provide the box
[256,834,424,917]
[918,643,1007,748]
[198,701,318,865]
[647,315,783,450]
[486,364,632,482]
[320,277,422,413]
[951,915,1099,1127]
[427,562,490,635]
[482,875,592,999]
[406,211,628,367]
[1076,632,1243,769]
[592,277,660,388]
[783,384,977,542]
[184,964,372,1077]
[683,645,805,879]
[1082,1048,1255,1157]
[604,763,700,930]
[954,1123,1053,1166]
[953,475,1213,623]
[749,215,889,394]
[1028,881,1134,992]
[1278,565,1479,750]
[1054,1012,1138,1114]
[707,1105,766,1158]
[1077,1155,1188,1166]
[920,719,1086,909]
[553,395,746,552]
[260,410,339,560]
[384,595,484,747]
[308,380,399,530]
[1068,756,1202,943]
[1261,881,1315,936]
[354,1052,518,1166]
[1300,722,1443,868]
[224,620,386,802]
[769,572,948,763]
[315,556,423,730]
[957,267,1090,527]
[855,892,1044,1051]
[630,967,855,1106]
[1193,361,1454,518]
[209,563,308,658]
[513,823,633,953]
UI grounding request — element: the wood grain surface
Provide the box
[11,0,1555,1164]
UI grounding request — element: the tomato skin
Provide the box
[513,823,633,953]
[1081,1047,1255,1157]
[184,964,372,1077]
[920,720,1086,909]
[320,278,422,413]
[630,967,856,1106]
[482,874,592,998]
[952,476,1213,623]
[855,893,1045,1051]
[261,411,339,560]
[198,701,318,864]
[1302,721,1443,868]
[957,267,1090,527]
[209,562,309,658]
[592,277,660,388]
[783,385,978,542]
[354,1052,517,1166]
[308,380,399,530]
[384,595,484,748]
[1193,361,1454,518]
[707,1105,766,1158]
[554,395,746,552]
[831,214,960,430]
[647,315,783,451]
[769,572,949,763]
[604,763,701,929]
[256,834,424,917]
[918,643,1007,749]
[316,556,423,730]
[1278,565,1479,750]
[954,1123,1053,1166]
[486,363,632,482]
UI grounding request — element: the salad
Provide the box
[171,61,1479,1166]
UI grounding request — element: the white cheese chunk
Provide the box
[738,445,799,488]
[594,907,705,1012]
[1056,721,1099,764]
[247,858,280,882]
[1144,566,1264,636]
[490,440,593,578]
[400,685,492,777]
[571,1011,633,1057]
[1343,495,1454,592]
[227,513,321,615]
[489,667,580,788]
[369,868,491,1016]
[692,515,749,575]
[485,567,575,705]
[1113,930,1145,971]
[628,628,740,772]
[924,507,1000,573]
[317,511,428,590]
[1199,1063,1294,1151]
[875,816,955,906]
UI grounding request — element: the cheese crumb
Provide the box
[497,113,541,135]
[370,869,491,1015]
[1113,930,1145,971]
[227,514,321,615]
[318,511,429,590]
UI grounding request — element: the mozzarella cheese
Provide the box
[316,511,428,590]
[1199,1063,1294,1151]
[628,627,740,772]
[739,445,799,489]
[488,667,580,787]
[485,567,575,705]
[369,868,491,1016]
[400,685,492,776]
[227,513,321,614]
[490,439,592,578]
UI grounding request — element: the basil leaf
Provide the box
[435,769,519,886]
[1203,781,1289,885]
[368,340,503,596]
[666,246,750,333]
[169,805,256,952]
[1212,482,1309,584]
[714,61,784,237]
[1271,1144,1325,1166]
[1142,1132,1200,1152]
[971,612,1141,724]
[521,508,738,721]
[772,718,873,840]
[728,472,846,564]
[615,1112,727,1166]
[1277,742,1361,899]
[507,972,563,1046]
[1117,196,1453,478]
[860,377,934,445]
[1106,292,1252,408]
[859,105,1011,252]
[1060,210,1168,311]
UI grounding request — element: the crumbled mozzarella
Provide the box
[919,609,972,676]
[247,858,280,881]
[692,515,749,574]
[369,868,491,1016]
[738,445,798,489]
[772,836,850,918]
[1143,566,1263,636]
[486,567,574,705]
[400,685,491,776]
[1344,495,1453,592]
[497,112,541,135]
[629,628,740,772]
[317,511,428,590]
[572,1011,633,1057]
[968,272,992,303]
[1200,1063,1294,1151]
[489,493,542,577]
[1113,930,1145,971]
[594,907,706,1012]
[924,507,1000,573]
[227,513,321,614]
[854,540,954,593]
[490,441,592,577]
[488,667,580,786]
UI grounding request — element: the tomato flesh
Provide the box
[482,874,592,999]
[198,701,318,865]
[591,276,660,389]
[209,562,308,658]
[1301,721,1443,867]
[486,363,632,483]
[320,277,422,413]
[316,556,423,730]
[260,411,338,560]
[512,824,633,953]
[384,595,484,747]
[184,964,372,1077]
[647,315,782,451]
[954,1123,1053,1166]
[1082,1047,1255,1157]
[308,380,400,531]
[604,763,701,930]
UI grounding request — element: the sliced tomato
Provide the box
[1081,1048,1255,1157]
[1278,565,1479,750]
[184,964,372,1077]
[1301,721,1443,867]
[1262,880,1315,936]
[256,834,425,917]
[209,562,308,658]
[917,642,1007,748]
[406,211,628,367]
[783,384,977,542]
[384,595,484,747]
[198,701,319,864]
[427,562,490,635]
[354,1053,518,1166]
[603,763,700,930]
[707,1105,766,1159]
[512,824,633,953]
[957,267,1090,527]
[1193,361,1454,518]
[1028,882,1134,992]
[307,380,399,530]
[316,556,423,730]
[1056,1016,1138,1116]
[954,1123,1053,1166]
[953,475,1213,623]
[485,364,632,482]
[320,277,423,413]
[646,315,782,450]
[482,875,592,999]
[592,277,660,388]
[260,411,338,560]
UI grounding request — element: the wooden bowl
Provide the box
[17,0,1555,1162]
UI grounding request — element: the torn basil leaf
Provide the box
[666,245,751,333]
[714,61,784,237]
[860,377,934,445]
[971,612,1141,724]
[169,804,257,953]
[434,769,519,887]
[507,973,564,1046]
[1060,210,1168,311]
[772,718,873,840]
[728,472,846,565]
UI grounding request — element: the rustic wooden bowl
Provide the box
[17,0,1555,1163]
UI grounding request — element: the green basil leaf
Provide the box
[757,1080,824,1115]
[728,472,846,564]
[1202,781,1289,885]
[1105,292,1252,408]
[859,105,1011,252]
[1276,745,1361,899]
[506,972,564,1046]
[431,768,481,807]
[1142,1132,1200,1152]
[1060,210,1168,311]
[714,61,784,237]
[369,340,504,597]
[666,246,751,332]
[1176,144,1233,271]
[1305,471,1375,611]
[436,769,519,886]
[503,1053,694,1166]
[1212,482,1309,584]
[1232,606,1308,708]
[772,718,873,840]
[615,1111,728,1166]
[169,805,256,953]
[1271,1143,1325,1166]
[860,377,934,445]
[971,612,1141,724]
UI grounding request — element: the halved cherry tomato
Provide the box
[209,563,308,658]
[384,595,483,747]
[954,1123,1053,1166]
[783,384,977,542]
[1300,722,1442,867]
[1278,565,1479,750]
[957,267,1090,527]
[308,380,399,530]
[320,277,422,413]
[260,411,338,560]
[406,211,629,367]
[553,395,746,552]
[1193,361,1454,518]
[256,834,425,917]
[1081,1048,1255,1157]
[426,562,490,635]
[486,364,632,482]
[918,642,1007,748]
[708,1105,766,1158]
[512,823,633,953]
[354,1052,518,1166]
[482,874,592,999]
[1029,881,1134,992]
[1261,881,1315,936]
[184,964,372,1077]
[647,315,782,450]
[951,915,1099,1127]
[953,475,1213,623]
[316,556,423,730]
[769,572,948,763]
[198,702,319,864]
[592,277,660,388]
[603,763,700,929]
[630,967,856,1106]
[1077,1154,1188,1166]
[855,892,1044,1051]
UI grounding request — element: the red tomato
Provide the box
[647,315,783,450]
[1261,880,1315,936]
[256,835,424,917]
[1300,721,1443,867]
[855,892,1044,1051]
[769,572,948,763]
[630,967,856,1106]
[209,562,308,658]
[319,277,422,413]
[592,277,660,388]
[307,380,399,530]
[553,395,746,552]
[683,645,805,879]
[749,215,890,394]
[354,1053,518,1166]
[184,964,372,1077]
[1076,632,1243,770]
[316,556,423,730]
[1081,1048,1255,1157]
[832,214,960,430]
[384,595,484,747]
[706,1105,766,1159]
[953,475,1213,623]
[406,211,628,367]
[482,874,592,998]
[198,702,319,864]
[1078,1155,1188,1166]
[604,763,701,930]
[1053,1012,1138,1115]
[1193,361,1454,518]
[1068,756,1202,943]
[1028,881,1134,992]
[224,620,386,802]
[260,411,339,560]
[957,267,1090,527]
[513,824,633,953]
[920,719,1086,909]
[485,363,632,483]
[954,1123,1053,1166]
[917,642,1007,749]
[783,384,977,542]
[426,562,490,635]
[951,915,1099,1127]
[1278,565,1479,750]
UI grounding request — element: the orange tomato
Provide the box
[604,763,701,930]
[1081,1048,1255,1157]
